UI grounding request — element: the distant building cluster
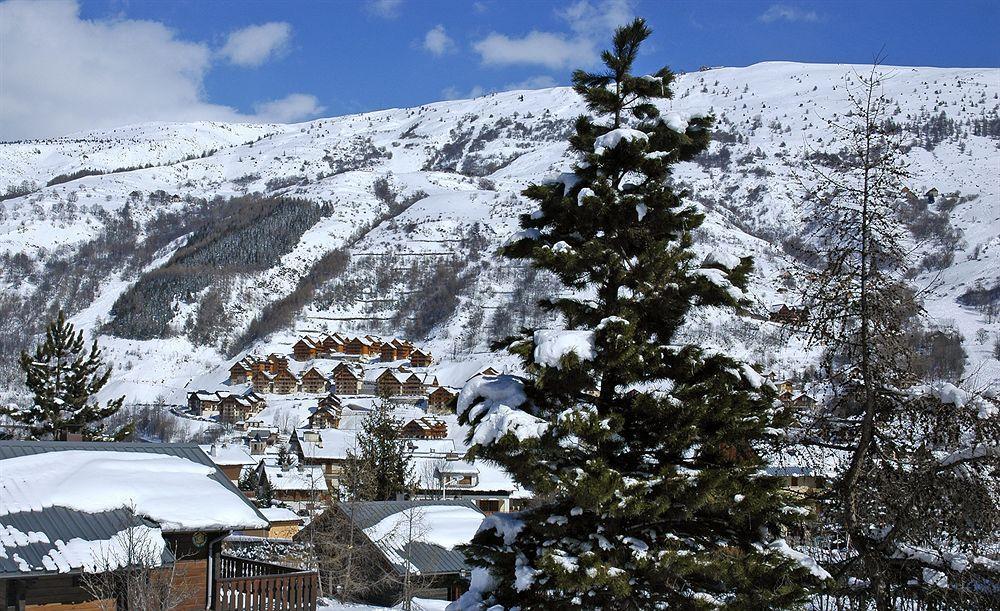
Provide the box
[188,331,454,425]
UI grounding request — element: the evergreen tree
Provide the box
[345,401,413,501]
[256,472,274,508]
[1,310,128,440]
[453,19,820,609]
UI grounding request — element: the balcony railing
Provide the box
[215,555,318,611]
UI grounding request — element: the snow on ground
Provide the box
[317,598,449,611]
[0,62,996,409]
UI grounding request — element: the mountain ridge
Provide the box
[1,61,997,412]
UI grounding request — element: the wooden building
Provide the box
[293,337,320,361]
[377,369,422,397]
[297,500,482,606]
[301,367,329,394]
[228,360,253,384]
[427,386,458,413]
[252,370,275,394]
[256,463,329,508]
[380,338,414,361]
[401,416,448,440]
[188,390,222,415]
[219,393,264,424]
[333,362,364,395]
[272,368,301,394]
[409,348,433,367]
[0,441,316,611]
[308,395,342,429]
[265,353,289,373]
[319,333,346,355]
[344,335,376,357]
[768,304,808,324]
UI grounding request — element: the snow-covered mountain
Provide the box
[1,61,997,409]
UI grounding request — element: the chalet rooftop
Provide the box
[343,499,484,576]
[0,441,267,578]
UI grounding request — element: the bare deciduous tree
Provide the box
[81,509,191,611]
[792,63,1000,610]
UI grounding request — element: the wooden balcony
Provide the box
[214,555,318,611]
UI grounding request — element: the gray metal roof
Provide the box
[338,499,482,576]
[0,507,175,578]
[0,441,266,578]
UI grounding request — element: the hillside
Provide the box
[1,61,997,414]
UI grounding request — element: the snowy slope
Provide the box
[1,61,997,408]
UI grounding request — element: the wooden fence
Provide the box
[215,555,317,611]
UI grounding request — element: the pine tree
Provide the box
[345,401,413,501]
[1,310,128,440]
[453,19,820,610]
[256,472,274,508]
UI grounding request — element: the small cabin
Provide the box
[401,416,448,440]
[925,187,939,203]
[301,367,329,394]
[768,304,808,325]
[409,348,432,368]
[293,337,320,361]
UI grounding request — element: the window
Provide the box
[477,499,502,513]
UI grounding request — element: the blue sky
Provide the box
[1,0,998,138]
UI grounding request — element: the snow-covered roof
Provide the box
[259,507,303,524]
[411,457,525,496]
[403,438,456,456]
[199,443,256,466]
[294,428,359,461]
[260,464,328,492]
[0,442,267,576]
[346,500,484,576]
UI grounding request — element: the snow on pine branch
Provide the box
[458,375,548,446]
[593,128,648,155]
[533,329,596,369]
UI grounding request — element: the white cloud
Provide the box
[441,85,486,100]
[368,0,403,18]
[505,75,558,91]
[472,0,633,69]
[0,1,321,139]
[253,93,325,123]
[474,31,595,70]
[559,0,633,37]
[758,4,820,23]
[220,22,292,67]
[423,24,455,56]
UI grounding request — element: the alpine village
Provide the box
[1,7,998,611]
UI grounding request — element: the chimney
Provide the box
[209,444,217,456]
